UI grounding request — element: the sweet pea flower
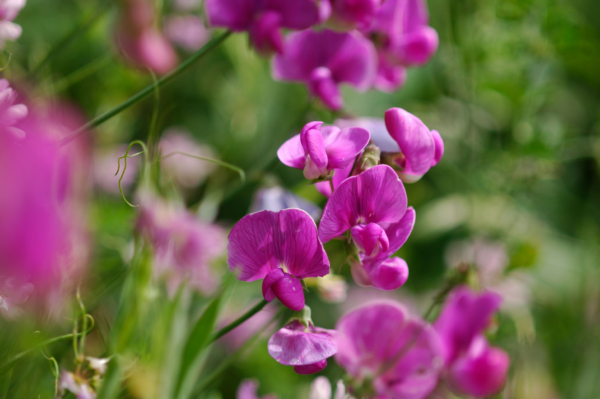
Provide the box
[164,15,210,52]
[335,301,444,399]
[0,0,25,48]
[115,0,178,75]
[367,0,438,91]
[383,108,443,182]
[268,309,337,374]
[137,195,225,295]
[59,372,96,399]
[0,277,33,320]
[309,377,347,399]
[0,79,27,138]
[228,209,330,311]
[273,29,377,110]
[277,121,370,180]
[434,287,510,398]
[319,165,408,251]
[328,0,381,31]
[237,379,278,399]
[206,0,330,54]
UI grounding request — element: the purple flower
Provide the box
[0,0,25,48]
[319,164,407,244]
[268,319,337,374]
[434,287,510,398]
[227,209,330,310]
[368,0,438,91]
[273,29,377,110]
[277,121,370,180]
[164,14,210,52]
[313,161,354,198]
[206,0,330,54]
[384,108,443,182]
[237,379,278,399]
[137,195,226,295]
[335,301,444,399]
[115,0,178,75]
[0,79,27,138]
[328,0,381,30]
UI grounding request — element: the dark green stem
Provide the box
[209,299,269,343]
[61,30,232,146]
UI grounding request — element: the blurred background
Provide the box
[2,0,600,397]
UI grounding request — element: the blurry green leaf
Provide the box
[509,242,539,270]
[96,357,121,399]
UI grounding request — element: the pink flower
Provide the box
[115,0,178,75]
[328,0,381,30]
[0,78,27,138]
[273,29,377,110]
[93,145,140,195]
[0,105,89,317]
[434,287,510,398]
[319,164,408,247]
[164,15,210,52]
[335,301,444,399]
[159,128,217,188]
[59,372,95,399]
[0,0,25,48]
[368,0,438,91]
[227,209,330,311]
[277,121,370,180]
[268,319,337,374]
[314,161,354,198]
[0,277,33,320]
[309,377,346,399]
[137,196,225,295]
[384,108,443,182]
[237,379,278,399]
[206,0,330,55]
[218,302,278,350]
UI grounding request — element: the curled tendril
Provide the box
[0,51,12,71]
[116,140,149,207]
[41,350,59,397]
[159,151,246,183]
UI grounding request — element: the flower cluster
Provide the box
[206,0,438,109]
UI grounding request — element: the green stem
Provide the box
[209,299,269,343]
[159,151,246,183]
[61,31,232,146]
[31,0,116,76]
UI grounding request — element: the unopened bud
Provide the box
[359,144,381,171]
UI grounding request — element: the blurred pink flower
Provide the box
[277,121,370,180]
[115,0,178,75]
[227,209,330,311]
[237,379,278,399]
[0,0,25,48]
[93,145,140,195]
[206,0,330,55]
[268,319,337,374]
[159,128,217,188]
[272,29,376,110]
[164,15,210,52]
[335,301,444,399]
[309,377,347,399]
[0,102,90,317]
[218,302,277,351]
[0,277,33,320]
[59,372,95,399]
[0,78,27,138]
[137,195,225,295]
[328,0,381,31]
[434,287,509,398]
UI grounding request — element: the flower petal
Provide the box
[431,129,444,167]
[262,268,285,302]
[205,0,255,30]
[294,359,328,375]
[309,376,332,399]
[308,67,343,110]
[324,127,370,170]
[271,274,305,311]
[351,223,389,256]
[368,257,409,291]
[268,320,337,366]
[277,134,306,169]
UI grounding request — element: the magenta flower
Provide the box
[313,160,354,198]
[0,0,25,48]
[0,78,27,138]
[368,0,438,91]
[237,379,278,399]
[319,164,407,245]
[137,195,226,295]
[328,0,381,30]
[273,29,377,110]
[206,0,330,54]
[335,301,443,399]
[227,209,330,311]
[384,107,443,182]
[434,287,510,398]
[115,0,178,75]
[268,319,337,374]
[277,121,370,180]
